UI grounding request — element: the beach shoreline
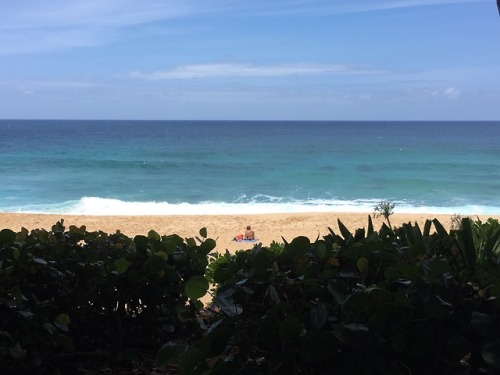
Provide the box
[2,212,499,253]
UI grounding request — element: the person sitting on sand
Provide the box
[244,225,255,240]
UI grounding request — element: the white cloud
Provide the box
[216,0,489,16]
[443,86,461,99]
[0,0,192,30]
[130,63,381,80]
[404,86,462,100]
[0,80,103,94]
[0,0,489,55]
[0,0,193,54]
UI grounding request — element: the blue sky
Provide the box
[0,0,499,120]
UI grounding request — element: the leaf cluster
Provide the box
[182,216,500,375]
[0,221,214,374]
[2,217,500,374]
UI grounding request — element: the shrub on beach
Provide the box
[1,217,500,374]
[195,216,500,374]
[0,221,213,374]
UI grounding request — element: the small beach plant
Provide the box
[450,213,462,230]
[373,200,396,228]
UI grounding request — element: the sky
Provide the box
[0,0,499,121]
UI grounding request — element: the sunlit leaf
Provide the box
[185,275,209,300]
[54,313,71,332]
[148,230,160,240]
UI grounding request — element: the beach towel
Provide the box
[233,235,258,242]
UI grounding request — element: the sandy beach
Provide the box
[1,212,499,252]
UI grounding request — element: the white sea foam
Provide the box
[4,197,500,216]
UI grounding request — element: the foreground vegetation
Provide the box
[1,217,500,374]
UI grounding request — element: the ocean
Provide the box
[0,120,499,216]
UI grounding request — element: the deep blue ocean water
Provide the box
[1,120,499,215]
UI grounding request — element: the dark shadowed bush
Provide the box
[0,221,213,374]
[1,217,500,374]
[187,216,500,375]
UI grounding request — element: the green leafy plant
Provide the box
[373,200,396,228]
[450,213,462,230]
[0,221,214,374]
[179,217,500,375]
[3,218,500,374]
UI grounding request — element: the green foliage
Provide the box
[0,221,212,374]
[185,217,500,375]
[2,217,500,374]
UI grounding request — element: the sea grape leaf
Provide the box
[316,242,327,259]
[309,303,328,331]
[148,230,160,241]
[471,311,493,336]
[199,227,207,239]
[147,254,166,272]
[55,334,75,351]
[423,294,453,318]
[267,284,280,304]
[279,316,302,343]
[178,348,205,375]
[368,287,393,307]
[398,264,419,279]
[328,279,348,305]
[342,292,372,321]
[384,266,401,281]
[185,275,209,300]
[299,331,337,362]
[156,341,188,367]
[33,257,48,265]
[133,235,149,252]
[114,258,130,274]
[482,341,500,369]
[367,303,400,331]
[216,286,243,316]
[54,313,71,332]
[9,342,26,360]
[489,282,500,297]
[186,237,196,248]
[200,238,216,255]
[356,257,369,273]
[285,236,310,257]
[164,235,183,254]
[332,323,377,351]
[0,229,16,246]
[429,258,451,279]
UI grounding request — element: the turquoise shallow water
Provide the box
[0,120,499,215]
